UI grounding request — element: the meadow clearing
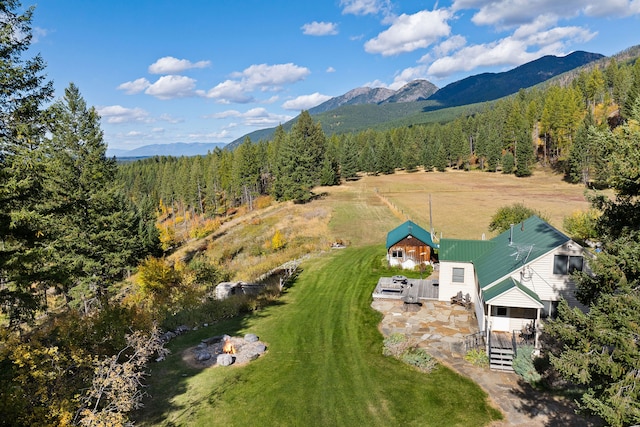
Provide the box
[137,168,593,426]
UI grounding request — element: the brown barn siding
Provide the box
[388,237,431,263]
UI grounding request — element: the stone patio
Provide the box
[372,298,478,356]
[371,297,602,427]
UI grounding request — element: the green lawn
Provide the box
[138,246,502,426]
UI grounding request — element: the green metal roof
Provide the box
[385,220,438,250]
[483,277,543,306]
[475,216,570,289]
[439,238,494,262]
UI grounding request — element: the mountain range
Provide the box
[107,142,227,158]
[109,50,607,157]
[225,50,603,150]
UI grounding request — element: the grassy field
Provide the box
[138,247,502,426]
[137,168,594,426]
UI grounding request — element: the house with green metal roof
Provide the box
[438,215,588,349]
[386,220,438,269]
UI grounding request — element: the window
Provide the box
[553,255,584,275]
[495,306,508,316]
[391,250,403,258]
[452,267,464,283]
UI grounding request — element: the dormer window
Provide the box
[553,255,583,275]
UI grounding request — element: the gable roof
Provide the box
[482,277,544,308]
[385,220,438,250]
[475,216,570,289]
[439,238,494,262]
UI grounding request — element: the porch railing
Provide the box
[464,331,485,352]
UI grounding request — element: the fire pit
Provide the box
[183,333,267,368]
[222,337,236,354]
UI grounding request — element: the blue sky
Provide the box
[29,0,640,151]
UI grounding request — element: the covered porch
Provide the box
[482,277,544,350]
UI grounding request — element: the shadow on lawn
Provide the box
[509,379,603,427]
[134,273,301,425]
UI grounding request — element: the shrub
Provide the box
[383,333,409,357]
[189,218,221,239]
[513,345,541,384]
[401,347,437,373]
[271,230,286,251]
[383,334,438,373]
[464,348,489,368]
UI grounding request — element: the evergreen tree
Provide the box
[273,111,326,202]
[45,83,154,309]
[0,1,55,325]
[376,132,396,175]
[546,98,640,426]
[339,134,359,180]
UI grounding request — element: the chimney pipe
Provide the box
[509,224,514,245]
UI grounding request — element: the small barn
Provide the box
[386,220,438,269]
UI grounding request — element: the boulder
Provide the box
[175,325,191,334]
[160,331,177,342]
[217,353,234,366]
[244,333,259,343]
[255,343,267,354]
[196,351,212,361]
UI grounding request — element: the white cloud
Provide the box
[97,105,150,124]
[425,22,596,78]
[159,113,183,123]
[232,63,311,89]
[206,80,255,104]
[205,63,310,103]
[389,66,430,90]
[326,66,336,73]
[364,10,452,56]
[148,56,211,74]
[433,35,467,57]
[340,0,390,16]
[282,93,332,110]
[207,107,293,127]
[453,0,640,29]
[32,27,49,43]
[144,75,197,99]
[117,78,151,95]
[302,21,338,36]
[188,130,232,140]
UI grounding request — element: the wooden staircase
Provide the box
[489,347,514,371]
[488,332,515,372]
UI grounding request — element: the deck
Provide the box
[372,276,439,301]
[489,331,514,350]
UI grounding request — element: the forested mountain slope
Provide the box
[227,51,603,149]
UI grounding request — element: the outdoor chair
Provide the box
[450,291,463,305]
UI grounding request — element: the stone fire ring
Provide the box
[182,333,267,369]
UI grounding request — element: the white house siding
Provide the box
[486,287,542,309]
[485,289,543,332]
[505,243,585,306]
[438,261,477,303]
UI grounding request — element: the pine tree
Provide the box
[546,98,640,426]
[0,1,55,325]
[273,111,327,201]
[45,83,153,310]
[339,134,359,180]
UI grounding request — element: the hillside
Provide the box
[428,51,604,107]
[227,51,603,150]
